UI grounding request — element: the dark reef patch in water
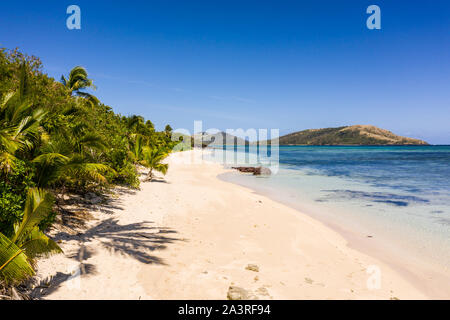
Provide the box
[320,190,430,207]
[373,200,409,207]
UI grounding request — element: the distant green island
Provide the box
[276,125,428,146]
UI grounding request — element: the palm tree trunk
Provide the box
[147,168,153,181]
[61,184,66,202]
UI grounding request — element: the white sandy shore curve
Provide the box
[34,149,427,300]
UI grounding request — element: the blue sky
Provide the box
[0,0,449,143]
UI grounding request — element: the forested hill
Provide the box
[276,125,428,145]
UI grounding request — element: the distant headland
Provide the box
[275,125,428,146]
[194,125,428,146]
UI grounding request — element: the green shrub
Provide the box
[114,162,140,189]
[0,160,35,237]
[38,209,58,231]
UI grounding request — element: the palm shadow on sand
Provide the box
[56,218,181,264]
[31,218,182,298]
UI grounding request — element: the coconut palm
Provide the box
[0,72,46,174]
[0,188,62,284]
[31,112,112,190]
[32,129,112,190]
[60,66,99,105]
[32,152,111,189]
[128,135,144,163]
[140,147,169,181]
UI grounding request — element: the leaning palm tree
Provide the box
[0,188,62,284]
[140,147,169,181]
[61,66,99,105]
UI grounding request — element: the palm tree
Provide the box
[140,147,169,181]
[128,135,144,163]
[0,188,62,284]
[33,152,111,189]
[0,69,46,175]
[31,114,112,191]
[0,115,19,175]
[164,124,173,136]
[0,232,33,285]
[126,115,145,131]
[32,131,112,191]
[61,66,99,105]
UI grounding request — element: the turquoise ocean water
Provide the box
[205,146,450,274]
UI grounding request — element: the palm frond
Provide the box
[0,125,19,153]
[0,92,15,111]
[20,228,63,259]
[140,147,170,179]
[18,62,30,101]
[154,162,169,175]
[0,233,34,284]
[11,189,55,246]
[32,152,70,165]
[32,152,69,188]
[78,133,106,151]
[64,66,97,94]
[60,75,68,87]
[62,161,111,184]
[0,152,18,175]
[76,92,99,106]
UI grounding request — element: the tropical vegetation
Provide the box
[0,48,178,294]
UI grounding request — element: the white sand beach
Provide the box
[33,150,428,300]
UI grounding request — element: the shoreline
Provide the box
[33,150,430,299]
[220,171,450,299]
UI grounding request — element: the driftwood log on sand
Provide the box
[232,166,271,175]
